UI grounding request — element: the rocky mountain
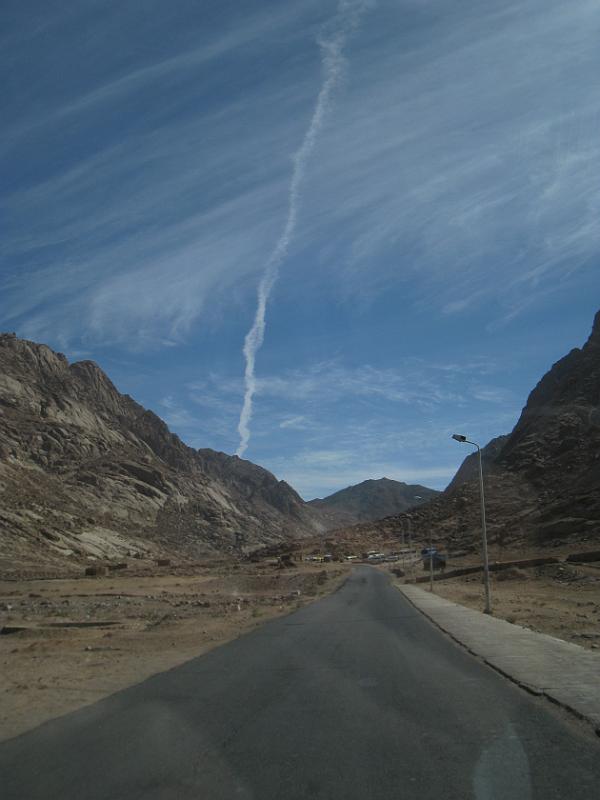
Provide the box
[5,310,598,575]
[344,311,600,554]
[445,435,509,493]
[308,478,439,527]
[0,334,325,574]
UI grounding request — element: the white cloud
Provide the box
[470,386,516,405]
[170,360,520,498]
[3,0,597,501]
[279,415,311,430]
[10,178,286,347]
[1,3,326,155]
[251,360,467,409]
[6,0,600,349]
[292,0,600,320]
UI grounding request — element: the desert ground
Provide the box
[3,541,599,745]
[394,544,600,651]
[0,559,348,741]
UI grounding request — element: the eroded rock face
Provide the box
[0,334,324,572]
[346,311,600,553]
[499,311,600,489]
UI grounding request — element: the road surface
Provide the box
[1,566,599,799]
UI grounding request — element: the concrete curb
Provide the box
[397,584,600,738]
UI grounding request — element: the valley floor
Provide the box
[0,560,348,741]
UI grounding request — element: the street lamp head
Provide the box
[452,433,467,442]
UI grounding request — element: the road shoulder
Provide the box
[397,583,600,737]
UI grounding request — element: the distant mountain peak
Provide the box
[308,477,439,526]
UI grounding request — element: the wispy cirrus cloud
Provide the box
[265,401,522,498]
[2,1,328,155]
[2,3,326,347]
[254,361,469,408]
[158,393,238,451]
[187,358,512,426]
[2,0,598,500]
[291,0,600,321]
[5,0,599,351]
[165,358,520,497]
[279,415,312,430]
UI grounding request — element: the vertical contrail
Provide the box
[236,0,373,457]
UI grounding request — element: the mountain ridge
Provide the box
[0,333,326,574]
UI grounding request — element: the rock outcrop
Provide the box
[0,334,325,573]
[445,436,509,493]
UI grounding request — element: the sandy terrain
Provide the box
[0,560,348,742]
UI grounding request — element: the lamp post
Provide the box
[412,497,421,577]
[429,534,434,592]
[405,517,414,580]
[452,434,491,614]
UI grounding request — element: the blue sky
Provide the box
[2,0,599,498]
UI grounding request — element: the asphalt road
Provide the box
[1,566,599,799]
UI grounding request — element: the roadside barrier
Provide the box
[413,555,560,584]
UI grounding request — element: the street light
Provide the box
[452,433,492,614]
[429,535,434,593]
[399,516,415,580]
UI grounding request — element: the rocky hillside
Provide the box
[0,334,325,574]
[308,478,439,527]
[344,311,600,555]
[445,435,509,493]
